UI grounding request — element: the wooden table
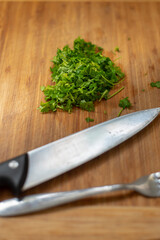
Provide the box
[0,2,160,239]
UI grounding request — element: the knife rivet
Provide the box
[8,160,19,169]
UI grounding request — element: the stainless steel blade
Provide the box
[22,108,160,191]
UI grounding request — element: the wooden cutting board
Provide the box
[0,2,160,238]
[0,206,160,240]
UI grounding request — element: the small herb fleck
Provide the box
[128,37,131,41]
[118,97,132,116]
[104,110,107,114]
[40,86,46,91]
[114,47,120,52]
[142,89,145,92]
[85,117,94,123]
[150,81,160,89]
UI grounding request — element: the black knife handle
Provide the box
[0,154,28,196]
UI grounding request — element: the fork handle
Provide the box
[0,184,126,216]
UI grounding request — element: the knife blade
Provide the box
[0,108,159,196]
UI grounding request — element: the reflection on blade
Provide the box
[22,108,160,191]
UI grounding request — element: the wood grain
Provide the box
[1,0,160,2]
[1,206,160,239]
[0,2,160,237]
[0,0,160,203]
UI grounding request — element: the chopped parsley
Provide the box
[107,86,124,99]
[150,81,160,89]
[39,37,125,113]
[114,47,120,52]
[118,97,132,116]
[85,117,94,123]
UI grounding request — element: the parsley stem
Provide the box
[115,77,125,85]
[113,57,122,62]
[99,89,108,102]
[118,108,123,117]
[102,75,115,86]
[107,86,125,99]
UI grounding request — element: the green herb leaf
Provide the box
[40,86,46,91]
[114,47,120,52]
[80,100,95,112]
[39,37,125,113]
[85,117,94,123]
[150,81,160,89]
[118,97,132,116]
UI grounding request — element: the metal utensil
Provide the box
[0,172,160,216]
[0,108,159,196]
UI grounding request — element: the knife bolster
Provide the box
[0,153,28,196]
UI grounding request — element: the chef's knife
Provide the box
[0,108,159,197]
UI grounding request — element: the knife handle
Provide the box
[0,154,28,196]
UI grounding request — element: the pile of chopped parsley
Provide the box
[39,37,125,113]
